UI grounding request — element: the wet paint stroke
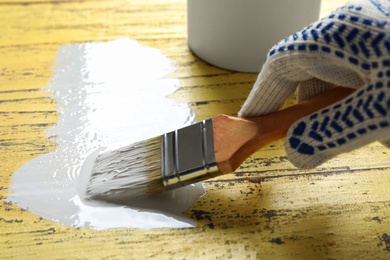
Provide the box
[7,38,206,230]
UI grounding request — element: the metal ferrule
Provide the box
[161,118,222,190]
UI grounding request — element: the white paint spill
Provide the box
[7,38,206,230]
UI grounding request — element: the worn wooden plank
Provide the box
[1,0,390,259]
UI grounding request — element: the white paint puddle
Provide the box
[7,38,206,230]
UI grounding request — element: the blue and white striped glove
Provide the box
[239,0,390,169]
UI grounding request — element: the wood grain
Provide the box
[1,0,390,259]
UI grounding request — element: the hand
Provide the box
[238,0,390,169]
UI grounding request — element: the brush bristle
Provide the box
[86,136,168,201]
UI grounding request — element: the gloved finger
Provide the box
[285,80,390,169]
[238,54,300,117]
[297,79,339,102]
[239,49,366,118]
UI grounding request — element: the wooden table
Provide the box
[1,0,390,258]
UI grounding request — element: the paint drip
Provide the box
[7,38,206,230]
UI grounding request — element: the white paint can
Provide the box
[187,0,322,72]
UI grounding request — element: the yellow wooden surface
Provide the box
[1,0,390,259]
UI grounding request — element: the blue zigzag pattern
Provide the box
[267,2,390,157]
[289,80,390,155]
[269,4,390,74]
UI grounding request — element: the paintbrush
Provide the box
[86,87,353,201]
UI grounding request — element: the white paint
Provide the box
[7,38,205,230]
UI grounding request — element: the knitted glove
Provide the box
[238,0,390,169]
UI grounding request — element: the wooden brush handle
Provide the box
[213,87,355,174]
